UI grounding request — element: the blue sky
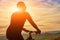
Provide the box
[41,0,60,6]
[41,0,60,4]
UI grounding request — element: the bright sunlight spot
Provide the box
[10,6,22,13]
[12,7,19,12]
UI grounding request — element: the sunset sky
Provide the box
[0,0,60,34]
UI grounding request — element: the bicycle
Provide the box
[26,31,40,40]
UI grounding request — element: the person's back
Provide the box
[6,11,29,40]
[11,12,27,28]
[11,11,31,31]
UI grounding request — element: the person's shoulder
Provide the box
[25,12,30,15]
[11,11,18,16]
[13,11,18,14]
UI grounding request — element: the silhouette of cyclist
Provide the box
[6,2,41,40]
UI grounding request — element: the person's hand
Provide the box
[29,31,32,33]
[29,31,33,35]
[35,30,41,34]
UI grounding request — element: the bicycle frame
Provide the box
[26,32,35,40]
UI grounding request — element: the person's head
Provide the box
[17,2,26,12]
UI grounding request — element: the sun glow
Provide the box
[10,7,22,13]
[9,6,32,15]
[12,7,20,12]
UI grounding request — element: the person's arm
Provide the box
[26,13,41,33]
[23,28,29,32]
[23,28,33,33]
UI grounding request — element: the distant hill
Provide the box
[0,31,60,40]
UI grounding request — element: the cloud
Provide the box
[52,0,60,4]
[41,0,60,6]
[29,0,60,8]
[28,0,50,8]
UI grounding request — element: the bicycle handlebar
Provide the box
[29,31,41,35]
[26,31,41,40]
